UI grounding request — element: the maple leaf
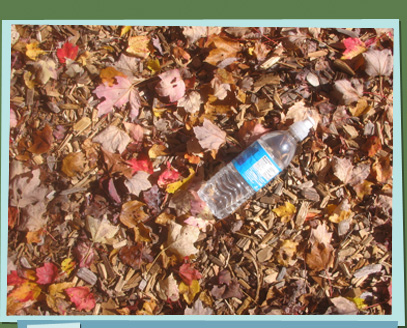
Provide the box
[125,171,152,197]
[8,281,41,303]
[193,118,227,151]
[341,37,367,60]
[306,242,334,271]
[184,299,213,315]
[310,223,332,246]
[57,42,79,64]
[179,263,202,285]
[118,244,153,269]
[156,69,186,103]
[65,286,96,312]
[47,282,75,315]
[28,124,54,154]
[178,91,202,114]
[31,59,58,85]
[99,67,127,86]
[112,53,140,78]
[7,271,26,286]
[363,49,393,77]
[334,79,363,104]
[101,148,133,178]
[126,35,150,59]
[166,167,195,194]
[36,262,59,285]
[157,162,181,188]
[157,273,179,302]
[92,126,131,154]
[166,221,200,259]
[26,41,46,60]
[93,76,141,118]
[127,154,154,174]
[86,215,119,244]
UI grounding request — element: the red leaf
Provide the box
[65,286,96,312]
[157,162,181,188]
[36,262,59,285]
[7,271,26,286]
[127,154,154,174]
[179,263,202,285]
[57,42,79,64]
[341,37,366,60]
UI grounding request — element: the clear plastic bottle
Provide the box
[198,117,315,219]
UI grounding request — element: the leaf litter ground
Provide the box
[7,25,393,315]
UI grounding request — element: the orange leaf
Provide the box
[28,124,54,154]
[100,67,127,87]
[8,281,41,302]
[306,242,334,271]
[120,200,149,228]
[62,152,86,177]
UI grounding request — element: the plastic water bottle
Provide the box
[198,117,315,219]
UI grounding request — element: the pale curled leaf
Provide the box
[166,221,200,258]
[334,79,363,104]
[124,171,152,197]
[184,299,213,315]
[157,273,179,302]
[363,49,393,77]
[86,216,119,244]
[178,91,202,113]
[193,118,227,151]
[156,69,186,102]
[92,126,131,154]
[311,223,332,246]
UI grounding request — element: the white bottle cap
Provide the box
[289,116,315,141]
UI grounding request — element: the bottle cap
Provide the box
[289,116,315,141]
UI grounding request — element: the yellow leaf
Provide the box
[61,152,86,177]
[147,59,161,74]
[126,36,150,59]
[166,168,195,194]
[179,280,200,304]
[120,26,132,37]
[61,258,76,275]
[8,281,41,302]
[329,210,352,224]
[272,202,297,223]
[100,67,127,87]
[348,297,368,310]
[26,229,45,244]
[276,240,298,266]
[23,71,36,89]
[26,41,46,60]
[148,144,168,159]
[136,300,157,315]
[47,282,75,314]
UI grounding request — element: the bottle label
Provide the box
[232,141,282,192]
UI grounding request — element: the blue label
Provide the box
[232,141,282,191]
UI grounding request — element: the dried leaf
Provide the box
[123,122,144,143]
[127,154,154,174]
[326,296,358,315]
[100,67,127,86]
[178,91,202,114]
[166,221,200,259]
[334,79,363,104]
[157,273,179,302]
[36,262,59,285]
[86,216,119,244]
[61,152,85,177]
[193,118,227,151]
[363,49,393,77]
[272,202,297,223]
[205,35,241,66]
[26,41,46,60]
[306,242,334,271]
[57,42,79,64]
[10,169,49,208]
[156,69,186,103]
[276,240,298,266]
[157,162,181,188]
[93,76,141,118]
[93,125,131,154]
[179,280,200,305]
[120,200,149,228]
[126,35,150,59]
[341,37,367,60]
[28,124,54,154]
[179,263,202,285]
[166,167,195,194]
[125,171,152,196]
[184,299,213,315]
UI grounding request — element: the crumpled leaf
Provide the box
[166,221,200,259]
[157,273,179,302]
[86,216,119,244]
[93,76,141,118]
[341,37,367,60]
[26,41,46,60]
[93,125,131,154]
[276,240,298,266]
[182,26,221,44]
[57,42,79,64]
[65,286,96,312]
[310,223,332,246]
[28,124,54,154]
[334,79,363,104]
[179,263,202,285]
[333,157,370,186]
[61,152,86,177]
[178,91,202,113]
[112,53,140,78]
[363,49,393,77]
[193,118,227,151]
[326,296,359,315]
[272,202,296,223]
[126,35,150,59]
[156,69,186,103]
[157,162,181,188]
[179,280,200,305]
[306,242,334,271]
[125,171,152,196]
[204,35,241,66]
[120,200,149,228]
[184,299,213,315]
[36,262,59,285]
[31,59,57,85]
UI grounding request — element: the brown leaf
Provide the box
[101,149,133,178]
[373,156,392,183]
[61,152,86,177]
[28,124,54,154]
[204,35,241,66]
[120,200,149,228]
[306,242,334,271]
